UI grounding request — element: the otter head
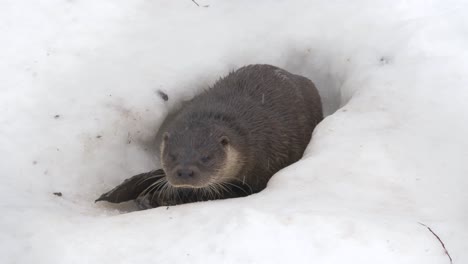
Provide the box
[160,126,241,188]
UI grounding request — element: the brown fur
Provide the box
[143,64,323,207]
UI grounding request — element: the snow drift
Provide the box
[1,0,467,263]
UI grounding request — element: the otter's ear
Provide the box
[220,136,229,146]
[163,132,170,141]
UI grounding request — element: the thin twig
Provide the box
[418,222,453,264]
[191,0,209,7]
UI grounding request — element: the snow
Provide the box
[1,0,467,263]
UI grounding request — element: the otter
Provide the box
[96,64,323,209]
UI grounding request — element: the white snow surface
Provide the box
[1,0,467,263]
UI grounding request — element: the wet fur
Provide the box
[153,64,323,206]
[97,64,323,209]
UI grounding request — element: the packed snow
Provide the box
[1,0,467,263]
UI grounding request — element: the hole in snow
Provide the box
[280,47,345,116]
[94,56,345,212]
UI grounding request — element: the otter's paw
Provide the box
[95,169,165,204]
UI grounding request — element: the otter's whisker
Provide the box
[205,185,212,200]
[223,182,249,195]
[158,181,170,201]
[202,187,209,200]
[230,178,253,194]
[139,177,167,197]
[175,186,182,203]
[217,182,230,194]
[139,182,161,199]
[213,183,223,198]
[208,185,215,200]
[148,178,167,203]
[136,174,165,186]
[167,183,175,202]
[209,183,219,198]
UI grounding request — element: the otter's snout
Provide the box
[176,168,195,179]
[167,166,207,188]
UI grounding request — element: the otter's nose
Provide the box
[177,169,194,179]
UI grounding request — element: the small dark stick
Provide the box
[418,222,453,264]
[191,0,209,7]
[157,90,169,102]
[53,192,62,197]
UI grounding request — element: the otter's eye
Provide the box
[220,136,229,146]
[169,153,177,162]
[200,155,211,163]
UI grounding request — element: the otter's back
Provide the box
[168,64,322,186]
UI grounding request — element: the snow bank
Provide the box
[1,0,467,263]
